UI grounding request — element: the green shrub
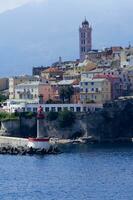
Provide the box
[15,112,37,118]
[0,112,18,121]
[58,110,75,128]
[47,111,58,121]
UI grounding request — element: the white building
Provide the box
[15,81,46,100]
[3,99,103,113]
[9,75,40,99]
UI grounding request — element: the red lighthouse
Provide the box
[28,106,50,149]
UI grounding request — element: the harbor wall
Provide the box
[1,99,133,140]
[0,136,28,147]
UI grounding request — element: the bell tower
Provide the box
[79,18,92,61]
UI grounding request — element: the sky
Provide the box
[0,0,133,76]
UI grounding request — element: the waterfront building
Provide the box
[41,67,63,82]
[0,78,9,91]
[94,74,122,100]
[79,18,92,61]
[75,59,96,74]
[81,69,104,79]
[32,66,49,76]
[120,46,133,68]
[57,79,80,104]
[3,99,103,113]
[63,71,81,81]
[9,75,40,99]
[80,78,111,104]
[39,82,59,103]
[85,47,121,68]
[14,81,47,101]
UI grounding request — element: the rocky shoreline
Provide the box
[0,146,60,156]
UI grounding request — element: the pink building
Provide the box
[39,80,80,104]
[39,83,59,103]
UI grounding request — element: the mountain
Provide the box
[0,0,132,76]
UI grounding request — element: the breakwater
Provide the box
[0,136,59,156]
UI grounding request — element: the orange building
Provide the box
[41,67,63,82]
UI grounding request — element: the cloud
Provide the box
[0,0,45,14]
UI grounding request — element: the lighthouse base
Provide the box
[28,138,50,149]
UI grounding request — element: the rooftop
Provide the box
[57,80,75,85]
[42,67,62,73]
[81,78,107,82]
[15,81,46,88]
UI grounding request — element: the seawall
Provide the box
[1,98,133,141]
[0,136,28,148]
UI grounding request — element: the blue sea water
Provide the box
[0,144,133,200]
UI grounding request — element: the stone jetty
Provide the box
[0,136,60,156]
[0,146,60,156]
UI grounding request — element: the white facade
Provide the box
[3,99,103,113]
[9,75,40,99]
[15,81,40,100]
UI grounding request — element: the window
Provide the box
[45,107,49,112]
[91,82,94,85]
[76,107,81,112]
[86,88,88,93]
[22,107,25,112]
[51,107,56,112]
[91,88,94,91]
[85,82,88,86]
[33,107,37,112]
[57,107,62,112]
[64,107,68,111]
[70,107,74,112]
[83,107,86,112]
[27,107,31,112]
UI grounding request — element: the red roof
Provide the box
[43,67,62,73]
[72,80,80,85]
[94,74,119,80]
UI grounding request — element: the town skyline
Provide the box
[0,0,132,76]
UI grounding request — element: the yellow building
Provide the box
[80,78,111,104]
[41,67,63,82]
[74,59,96,74]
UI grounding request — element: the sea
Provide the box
[0,143,133,200]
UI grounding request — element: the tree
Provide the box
[59,87,66,103]
[59,86,74,103]
[58,110,75,128]
[0,93,8,103]
[47,111,58,121]
[66,86,74,103]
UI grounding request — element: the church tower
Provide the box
[79,18,92,61]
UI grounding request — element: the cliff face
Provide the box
[0,117,37,138]
[87,99,133,140]
[0,114,88,139]
[1,99,133,140]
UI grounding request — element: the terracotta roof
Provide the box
[94,74,119,79]
[72,80,80,85]
[43,67,62,73]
